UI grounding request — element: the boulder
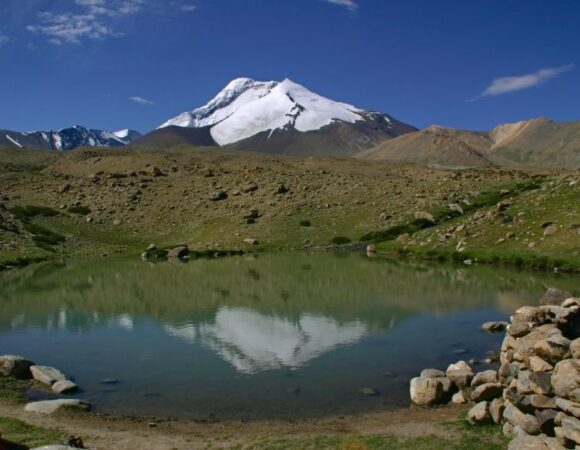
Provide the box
[552,360,580,400]
[243,238,259,245]
[561,416,580,445]
[540,288,574,306]
[555,398,580,419]
[468,401,491,424]
[508,435,550,449]
[570,339,580,359]
[446,360,472,373]
[471,382,504,402]
[530,372,553,396]
[409,376,452,406]
[24,399,90,415]
[451,391,467,404]
[534,336,571,363]
[420,368,445,379]
[472,370,498,387]
[528,355,554,372]
[535,409,559,436]
[490,398,505,423]
[0,355,33,379]
[447,369,473,389]
[554,426,575,448]
[30,366,66,386]
[515,325,561,360]
[504,401,541,435]
[51,380,78,394]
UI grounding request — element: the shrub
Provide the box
[331,236,351,245]
[67,205,91,215]
[300,220,312,227]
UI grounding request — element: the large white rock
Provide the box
[30,365,66,386]
[0,354,33,379]
[51,379,78,394]
[410,376,451,406]
[24,399,90,414]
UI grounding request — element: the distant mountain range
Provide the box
[0,126,141,151]
[1,78,578,169]
[358,117,580,169]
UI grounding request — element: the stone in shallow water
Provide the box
[30,366,66,386]
[409,377,451,406]
[420,368,445,379]
[52,380,78,394]
[0,354,33,379]
[359,387,379,396]
[24,399,91,414]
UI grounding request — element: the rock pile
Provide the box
[410,288,580,449]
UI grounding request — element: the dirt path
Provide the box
[0,400,465,449]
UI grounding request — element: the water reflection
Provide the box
[165,307,368,374]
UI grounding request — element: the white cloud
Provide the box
[181,4,197,11]
[0,33,11,46]
[322,0,358,12]
[27,0,145,45]
[480,65,573,97]
[130,96,154,105]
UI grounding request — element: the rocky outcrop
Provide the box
[0,355,33,379]
[410,289,580,448]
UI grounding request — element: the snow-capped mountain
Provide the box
[0,126,142,151]
[154,77,415,156]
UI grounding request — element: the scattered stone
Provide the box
[24,399,91,415]
[241,182,258,193]
[414,211,435,223]
[275,184,289,194]
[243,238,259,245]
[544,225,558,237]
[0,354,33,379]
[468,401,491,424]
[30,365,66,386]
[209,190,227,201]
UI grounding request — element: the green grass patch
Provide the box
[0,416,66,448]
[245,419,507,449]
[67,205,91,215]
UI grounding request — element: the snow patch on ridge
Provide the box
[5,134,23,148]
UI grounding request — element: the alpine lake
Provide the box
[1,252,577,420]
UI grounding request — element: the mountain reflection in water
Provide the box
[165,307,368,373]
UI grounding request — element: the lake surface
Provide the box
[0,253,577,420]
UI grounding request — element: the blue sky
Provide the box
[0,0,578,133]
